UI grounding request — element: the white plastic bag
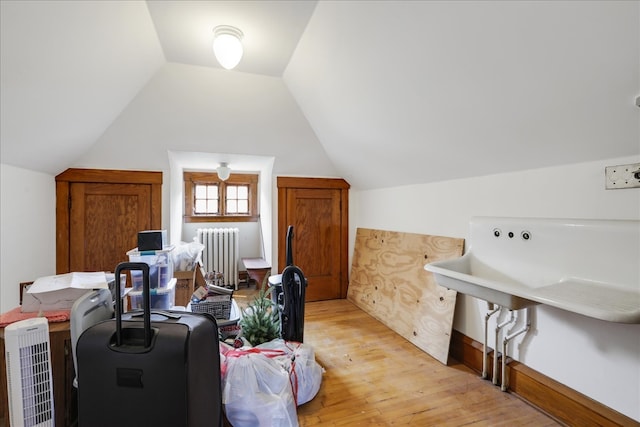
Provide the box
[257,339,324,406]
[172,240,205,271]
[222,349,299,427]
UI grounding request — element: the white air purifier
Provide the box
[4,317,55,427]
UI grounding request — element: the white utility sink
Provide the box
[425,217,640,323]
[426,253,540,309]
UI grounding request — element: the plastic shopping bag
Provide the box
[222,349,298,427]
[257,339,324,406]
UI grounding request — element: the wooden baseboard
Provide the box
[450,330,639,427]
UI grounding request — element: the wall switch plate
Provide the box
[605,163,640,189]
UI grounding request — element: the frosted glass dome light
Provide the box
[217,162,231,181]
[213,26,243,70]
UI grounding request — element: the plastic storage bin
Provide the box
[127,246,174,290]
[129,278,177,310]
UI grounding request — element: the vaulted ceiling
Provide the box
[1,1,638,190]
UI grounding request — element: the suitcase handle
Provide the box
[114,262,152,348]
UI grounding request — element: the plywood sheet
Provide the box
[347,228,464,364]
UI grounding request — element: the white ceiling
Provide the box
[287,1,640,189]
[147,0,316,77]
[1,0,165,175]
[1,0,316,175]
[1,0,638,190]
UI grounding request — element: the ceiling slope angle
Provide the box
[0,1,165,175]
[283,1,640,190]
[146,0,318,77]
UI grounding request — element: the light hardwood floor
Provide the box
[232,286,560,426]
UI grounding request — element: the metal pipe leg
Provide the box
[501,308,531,392]
[494,310,515,385]
[483,304,500,380]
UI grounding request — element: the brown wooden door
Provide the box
[69,183,151,272]
[277,177,350,301]
[56,169,162,274]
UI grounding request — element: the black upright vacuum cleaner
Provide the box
[270,225,307,342]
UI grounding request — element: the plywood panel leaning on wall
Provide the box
[347,228,464,365]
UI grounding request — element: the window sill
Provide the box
[184,215,259,223]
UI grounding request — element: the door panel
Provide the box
[56,169,162,274]
[278,177,350,302]
[70,183,151,272]
[287,188,342,301]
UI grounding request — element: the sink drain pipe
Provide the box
[482,303,501,380]
[494,310,515,385]
[500,307,531,392]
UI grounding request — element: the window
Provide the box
[184,171,258,222]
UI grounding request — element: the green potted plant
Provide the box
[239,287,280,346]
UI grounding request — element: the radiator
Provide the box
[197,228,240,289]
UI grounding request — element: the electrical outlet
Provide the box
[605,163,640,189]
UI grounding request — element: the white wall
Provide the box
[73,63,338,272]
[74,63,338,178]
[167,150,276,269]
[351,155,640,421]
[0,164,56,312]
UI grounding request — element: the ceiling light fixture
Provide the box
[217,162,231,181]
[212,25,243,70]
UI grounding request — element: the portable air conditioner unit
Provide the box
[4,317,55,427]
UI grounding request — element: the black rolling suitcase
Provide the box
[77,262,222,427]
